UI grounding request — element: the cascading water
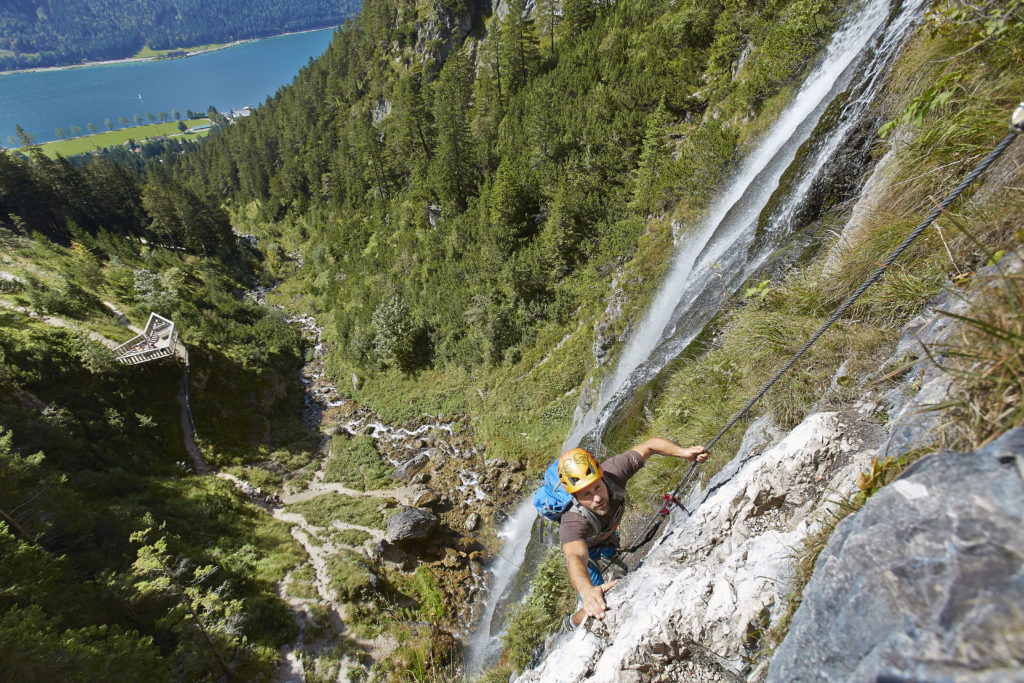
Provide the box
[463,496,548,673]
[464,0,926,672]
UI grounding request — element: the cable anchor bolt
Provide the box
[1012,101,1024,133]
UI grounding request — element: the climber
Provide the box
[559,439,707,630]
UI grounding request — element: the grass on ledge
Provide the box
[289,493,386,529]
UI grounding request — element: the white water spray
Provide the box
[566,0,899,448]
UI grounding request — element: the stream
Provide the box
[244,278,521,678]
[464,0,928,672]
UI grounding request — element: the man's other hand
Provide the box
[581,580,619,620]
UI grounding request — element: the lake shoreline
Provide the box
[0,26,339,77]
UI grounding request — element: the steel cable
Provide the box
[618,119,1021,558]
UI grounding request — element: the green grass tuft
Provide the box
[323,434,392,491]
[290,493,385,529]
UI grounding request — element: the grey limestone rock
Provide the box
[385,506,440,545]
[767,428,1024,683]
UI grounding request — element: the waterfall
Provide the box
[463,496,552,674]
[464,0,926,672]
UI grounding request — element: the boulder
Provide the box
[410,486,440,507]
[385,506,440,545]
[464,512,480,532]
[392,453,430,483]
[767,428,1024,682]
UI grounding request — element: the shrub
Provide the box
[326,550,380,602]
[500,548,576,672]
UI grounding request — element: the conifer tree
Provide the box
[394,72,434,166]
[536,0,559,57]
[129,529,244,680]
[563,0,597,37]
[631,98,672,220]
[430,50,474,210]
[500,0,540,95]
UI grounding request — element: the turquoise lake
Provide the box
[0,28,337,146]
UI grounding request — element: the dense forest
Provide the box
[2,0,1022,678]
[0,0,361,70]
[176,0,845,384]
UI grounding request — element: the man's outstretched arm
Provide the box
[631,437,707,464]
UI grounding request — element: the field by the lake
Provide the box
[35,118,212,157]
[132,42,231,59]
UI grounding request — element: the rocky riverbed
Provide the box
[236,283,531,677]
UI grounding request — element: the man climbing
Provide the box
[559,438,707,630]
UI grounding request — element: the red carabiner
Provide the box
[659,492,683,516]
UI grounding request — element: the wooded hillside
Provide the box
[176,0,846,384]
[3,0,1019,678]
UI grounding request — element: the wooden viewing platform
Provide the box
[113,312,179,365]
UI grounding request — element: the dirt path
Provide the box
[177,373,208,474]
[0,299,122,349]
[102,300,143,334]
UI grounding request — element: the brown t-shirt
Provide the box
[558,450,645,546]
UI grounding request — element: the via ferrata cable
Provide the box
[616,102,1023,559]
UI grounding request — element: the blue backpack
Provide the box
[533,458,575,522]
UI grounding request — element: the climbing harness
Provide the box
[615,101,1024,559]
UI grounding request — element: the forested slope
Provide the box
[174,0,852,461]
[2,0,1020,678]
[0,0,360,70]
[0,144,314,678]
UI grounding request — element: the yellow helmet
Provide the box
[558,448,603,494]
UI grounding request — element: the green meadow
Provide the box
[35,119,212,158]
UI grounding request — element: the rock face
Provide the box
[767,428,1024,682]
[386,507,440,545]
[518,259,1023,682]
[517,409,882,682]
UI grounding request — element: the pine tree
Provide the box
[536,0,559,57]
[129,529,244,680]
[430,49,474,210]
[394,72,434,166]
[630,98,672,220]
[500,0,540,95]
[563,0,597,38]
